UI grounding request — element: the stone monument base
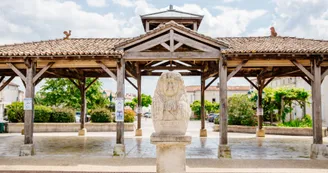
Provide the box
[78,128,87,136]
[218,145,231,158]
[135,129,142,136]
[200,129,207,137]
[310,144,328,159]
[256,128,265,137]
[151,133,191,173]
[19,144,35,156]
[113,144,125,157]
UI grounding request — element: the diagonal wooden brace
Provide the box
[7,63,26,83]
[227,60,248,81]
[33,62,55,83]
[291,60,314,81]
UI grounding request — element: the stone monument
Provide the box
[151,71,191,173]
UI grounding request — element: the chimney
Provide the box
[169,4,173,10]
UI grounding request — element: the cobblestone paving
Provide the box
[0,120,327,159]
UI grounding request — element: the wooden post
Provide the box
[113,58,126,156]
[24,58,35,144]
[218,56,230,158]
[116,58,125,144]
[80,77,86,129]
[219,57,227,144]
[136,63,142,136]
[312,58,323,144]
[200,73,207,137]
[257,78,263,130]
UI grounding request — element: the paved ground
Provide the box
[1,119,328,172]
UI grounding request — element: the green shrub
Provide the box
[124,109,135,123]
[277,114,312,127]
[90,108,112,123]
[50,108,75,122]
[6,102,24,122]
[214,116,220,125]
[34,105,52,122]
[228,94,257,126]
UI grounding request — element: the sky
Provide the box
[1,0,328,96]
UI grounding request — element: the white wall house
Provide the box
[254,77,328,127]
[0,81,24,121]
[185,85,250,105]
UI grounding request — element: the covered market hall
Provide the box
[0,5,328,158]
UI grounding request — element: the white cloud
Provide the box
[174,4,267,37]
[0,0,144,44]
[112,0,134,7]
[254,0,328,39]
[86,0,107,7]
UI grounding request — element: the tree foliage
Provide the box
[228,94,257,126]
[132,94,152,107]
[250,87,310,123]
[37,78,109,110]
[190,100,220,119]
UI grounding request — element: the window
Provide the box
[212,98,216,102]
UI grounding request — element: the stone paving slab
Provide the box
[0,157,328,173]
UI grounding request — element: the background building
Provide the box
[0,81,24,121]
[250,77,328,126]
[185,85,250,105]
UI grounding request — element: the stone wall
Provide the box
[213,125,327,136]
[8,123,134,133]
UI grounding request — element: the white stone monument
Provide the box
[151,71,191,173]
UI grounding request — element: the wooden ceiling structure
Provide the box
[1,6,328,158]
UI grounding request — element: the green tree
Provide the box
[37,78,109,110]
[125,101,137,110]
[228,94,257,126]
[132,94,152,107]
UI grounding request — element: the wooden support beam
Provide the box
[321,69,328,82]
[33,62,54,83]
[160,43,170,51]
[21,78,26,88]
[35,78,43,86]
[257,77,264,131]
[85,77,99,91]
[127,33,170,52]
[0,76,5,84]
[205,76,218,90]
[24,58,35,145]
[7,63,26,82]
[227,60,248,81]
[170,29,174,52]
[219,56,228,145]
[125,77,137,90]
[291,60,314,81]
[173,33,218,52]
[312,58,323,144]
[0,76,15,92]
[136,63,142,131]
[263,77,274,88]
[200,74,205,130]
[244,77,258,90]
[68,78,80,89]
[80,77,86,130]
[97,61,117,81]
[116,58,125,144]
[301,76,311,86]
[173,42,183,51]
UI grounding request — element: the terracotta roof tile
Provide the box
[218,36,328,54]
[0,38,129,56]
[185,85,250,92]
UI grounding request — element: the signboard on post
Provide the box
[257,108,263,116]
[115,98,124,122]
[24,98,33,111]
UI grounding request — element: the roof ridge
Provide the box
[140,8,203,18]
